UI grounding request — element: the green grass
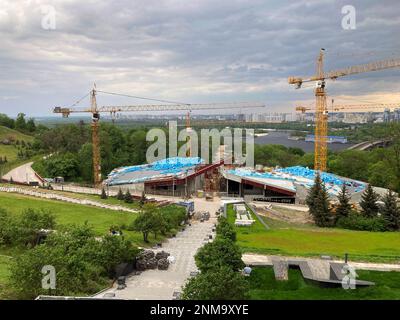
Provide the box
[11,186,143,211]
[0,192,163,247]
[227,205,400,263]
[0,256,11,284]
[248,267,400,300]
[0,126,33,143]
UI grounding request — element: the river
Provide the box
[254,130,354,152]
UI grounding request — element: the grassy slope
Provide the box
[0,192,155,246]
[248,267,400,300]
[0,126,34,142]
[0,126,36,171]
[0,191,181,298]
[227,205,400,262]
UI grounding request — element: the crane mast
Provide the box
[314,49,328,171]
[289,49,400,172]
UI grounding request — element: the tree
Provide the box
[195,238,244,273]
[101,187,108,199]
[15,113,26,131]
[381,190,400,231]
[124,189,133,203]
[10,223,140,299]
[181,266,249,300]
[117,188,124,200]
[216,216,237,242]
[335,183,352,221]
[131,206,157,242]
[306,173,332,227]
[91,235,139,276]
[26,118,36,133]
[360,184,380,218]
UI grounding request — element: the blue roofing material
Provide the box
[227,166,366,195]
[227,168,289,181]
[106,157,204,186]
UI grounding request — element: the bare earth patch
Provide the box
[252,202,313,224]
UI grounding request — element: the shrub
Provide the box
[195,238,244,273]
[336,212,386,232]
[216,216,237,242]
[100,187,108,199]
[181,266,249,300]
[116,188,124,200]
[124,190,133,203]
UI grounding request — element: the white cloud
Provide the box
[0,0,399,116]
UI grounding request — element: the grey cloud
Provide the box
[0,0,399,116]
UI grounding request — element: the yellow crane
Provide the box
[289,49,400,171]
[54,86,264,187]
[296,102,400,113]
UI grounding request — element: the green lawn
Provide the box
[248,267,400,300]
[0,192,161,246]
[227,205,400,263]
[0,126,33,142]
[0,256,11,285]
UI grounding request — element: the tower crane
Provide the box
[296,102,400,113]
[289,49,400,171]
[54,86,265,187]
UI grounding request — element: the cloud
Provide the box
[0,0,399,116]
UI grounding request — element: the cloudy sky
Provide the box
[0,0,399,117]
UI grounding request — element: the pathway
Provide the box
[95,198,220,300]
[2,162,43,184]
[243,253,400,279]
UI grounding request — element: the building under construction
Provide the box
[105,156,369,204]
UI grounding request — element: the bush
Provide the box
[216,216,237,242]
[0,208,56,247]
[116,188,124,201]
[10,224,139,299]
[336,212,386,232]
[100,188,108,199]
[181,266,249,300]
[124,190,133,203]
[195,238,244,273]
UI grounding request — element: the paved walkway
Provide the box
[95,215,218,300]
[243,253,400,278]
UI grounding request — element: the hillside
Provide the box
[0,126,33,143]
[0,126,35,168]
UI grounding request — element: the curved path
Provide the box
[2,162,43,184]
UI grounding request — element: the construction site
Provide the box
[27,49,397,203]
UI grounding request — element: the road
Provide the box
[2,162,43,184]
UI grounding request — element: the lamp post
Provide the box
[172,175,175,198]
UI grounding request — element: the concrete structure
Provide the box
[105,157,224,198]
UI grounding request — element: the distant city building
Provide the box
[244,112,296,123]
[394,108,400,122]
[383,108,391,123]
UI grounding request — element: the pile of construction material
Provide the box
[135,250,170,271]
[234,204,255,226]
[193,211,210,221]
